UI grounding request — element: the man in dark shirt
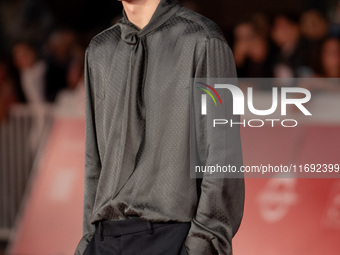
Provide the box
[75,0,245,254]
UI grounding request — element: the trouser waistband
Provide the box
[95,217,190,238]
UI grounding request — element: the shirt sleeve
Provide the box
[74,47,102,255]
[184,37,245,255]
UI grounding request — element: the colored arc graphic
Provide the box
[196,87,217,105]
[196,82,223,106]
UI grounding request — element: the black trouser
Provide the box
[83,217,191,255]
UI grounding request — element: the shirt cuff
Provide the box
[74,233,94,255]
[184,235,218,255]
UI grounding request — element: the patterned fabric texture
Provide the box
[75,0,244,254]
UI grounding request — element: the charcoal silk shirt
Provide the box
[75,0,245,254]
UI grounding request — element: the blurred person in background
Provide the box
[233,15,276,89]
[12,41,46,105]
[300,9,328,41]
[233,17,274,78]
[233,20,255,69]
[44,28,78,102]
[299,37,340,92]
[12,41,48,153]
[0,58,17,122]
[54,43,86,116]
[271,14,308,78]
[319,37,340,78]
[300,9,329,74]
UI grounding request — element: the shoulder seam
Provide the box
[87,23,120,49]
[174,8,225,41]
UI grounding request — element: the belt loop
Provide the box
[147,221,154,235]
[99,221,104,241]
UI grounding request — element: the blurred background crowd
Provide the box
[0,0,339,123]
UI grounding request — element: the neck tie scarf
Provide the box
[112,0,181,198]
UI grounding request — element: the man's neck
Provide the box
[122,0,161,29]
